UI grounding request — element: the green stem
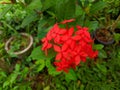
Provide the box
[111,14,120,32]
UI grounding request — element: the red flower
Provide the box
[41,19,98,73]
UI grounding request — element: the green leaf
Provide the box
[75,5,84,17]
[77,0,83,8]
[90,1,107,14]
[55,0,75,21]
[46,59,61,76]
[85,21,98,32]
[35,59,45,72]
[24,0,33,5]
[84,0,90,8]
[41,0,56,11]
[98,50,107,58]
[29,46,56,60]
[26,0,42,11]
[43,85,50,90]
[10,73,18,84]
[80,84,85,90]
[15,64,20,72]
[93,44,104,50]
[0,70,7,78]
[114,33,120,42]
[21,12,38,27]
[3,81,9,88]
[37,19,52,39]
[96,64,107,74]
[0,5,12,19]
[65,69,77,83]
[21,67,29,78]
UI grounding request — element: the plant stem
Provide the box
[111,14,120,32]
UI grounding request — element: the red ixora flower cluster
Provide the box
[42,19,98,72]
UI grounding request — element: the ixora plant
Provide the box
[41,19,98,72]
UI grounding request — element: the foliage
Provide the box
[0,0,120,89]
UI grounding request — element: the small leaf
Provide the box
[93,44,104,50]
[85,20,98,32]
[75,5,84,16]
[3,81,9,88]
[98,49,107,58]
[46,59,61,76]
[114,33,120,42]
[65,69,77,83]
[43,85,50,90]
[35,59,45,72]
[96,64,107,74]
[15,64,20,72]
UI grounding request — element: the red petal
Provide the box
[47,32,52,40]
[52,33,57,38]
[66,39,72,45]
[80,52,87,57]
[42,41,48,50]
[55,53,62,60]
[62,43,68,51]
[54,35,60,43]
[70,41,76,50]
[75,55,81,65]
[59,29,67,34]
[47,43,52,49]
[72,35,81,41]
[61,19,75,24]
[53,45,61,52]
[41,37,47,42]
[76,25,82,30]
[84,31,90,38]
[53,23,60,33]
[68,27,74,36]
[83,27,88,31]
[61,35,69,41]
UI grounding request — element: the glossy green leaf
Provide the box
[35,59,45,72]
[93,44,104,50]
[29,46,56,60]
